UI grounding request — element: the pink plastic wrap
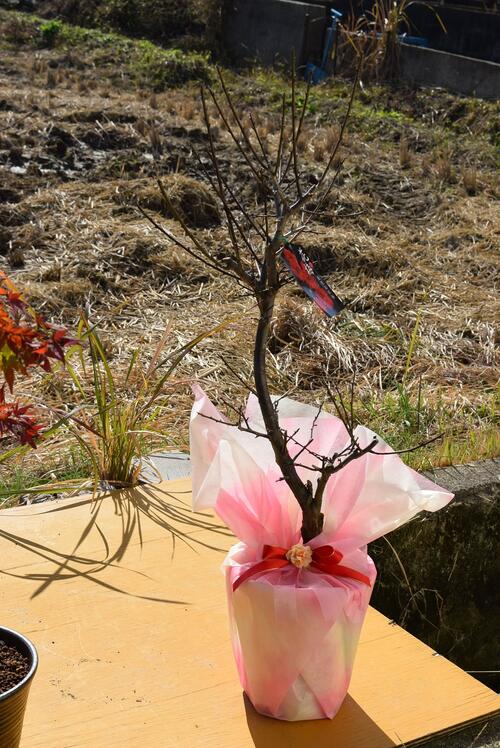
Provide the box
[190,386,454,720]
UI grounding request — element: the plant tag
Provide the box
[280,241,345,318]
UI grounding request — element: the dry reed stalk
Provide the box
[399,138,412,169]
[462,167,478,195]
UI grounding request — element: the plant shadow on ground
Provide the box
[244,693,396,747]
[0,482,232,603]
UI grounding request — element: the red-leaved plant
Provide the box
[0,271,76,448]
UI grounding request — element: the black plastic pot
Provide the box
[0,627,38,748]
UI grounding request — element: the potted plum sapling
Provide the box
[144,69,454,721]
[0,272,75,745]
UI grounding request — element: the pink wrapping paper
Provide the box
[190,386,454,721]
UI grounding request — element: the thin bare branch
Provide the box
[216,68,269,171]
[317,58,361,188]
[282,61,313,188]
[314,436,378,506]
[200,89,248,280]
[207,86,265,186]
[274,94,287,178]
[249,113,271,169]
[289,59,303,198]
[138,205,244,285]
[289,61,361,216]
[220,354,257,395]
[371,433,444,456]
[193,150,263,266]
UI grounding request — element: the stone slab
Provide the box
[140,451,191,482]
[423,459,500,500]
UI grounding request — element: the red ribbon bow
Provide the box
[233,544,371,592]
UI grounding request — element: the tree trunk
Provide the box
[253,289,324,543]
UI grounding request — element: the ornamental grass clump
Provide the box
[338,0,445,81]
[56,317,226,490]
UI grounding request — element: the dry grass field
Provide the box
[0,9,498,497]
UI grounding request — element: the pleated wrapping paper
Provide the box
[190,386,454,721]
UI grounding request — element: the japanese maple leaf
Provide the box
[0,391,43,447]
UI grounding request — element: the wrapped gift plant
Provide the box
[144,70,454,721]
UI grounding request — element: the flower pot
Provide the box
[190,389,454,722]
[0,626,38,748]
[225,542,375,721]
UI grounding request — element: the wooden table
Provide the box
[0,478,498,747]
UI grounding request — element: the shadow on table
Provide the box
[0,482,231,603]
[243,693,397,748]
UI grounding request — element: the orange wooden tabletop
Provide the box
[0,478,498,747]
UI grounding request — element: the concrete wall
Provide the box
[222,0,500,100]
[222,0,328,66]
[370,459,500,691]
[407,5,500,64]
[400,43,500,101]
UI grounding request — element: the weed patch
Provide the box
[134,40,211,91]
[1,10,212,91]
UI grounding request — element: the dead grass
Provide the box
[0,17,498,492]
[399,137,412,169]
[462,167,479,195]
[116,175,221,228]
[434,149,455,184]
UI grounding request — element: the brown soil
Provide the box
[0,640,30,695]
